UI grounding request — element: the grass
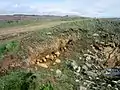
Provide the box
[0,17,86,28]
[0,70,54,90]
[39,82,54,90]
[0,40,19,59]
[0,71,27,90]
[0,20,34,28]
[0,18,58,28]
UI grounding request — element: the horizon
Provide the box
[0,14,119,18]
[0,0,120,18]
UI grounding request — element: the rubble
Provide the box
[55,58,61,63]
[93,33,99,37]
[56,69,62,77]
[67,40,120,89]
[37,62,48,68]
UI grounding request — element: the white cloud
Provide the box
[0,0,120,17]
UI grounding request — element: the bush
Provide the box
[6,41,19,52]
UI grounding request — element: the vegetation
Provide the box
[0,16,86,28]
[0,18,120,90]
[0,41,19,59]
[0,70,54,90]
[40,82,53,90]
[0,19,47,28]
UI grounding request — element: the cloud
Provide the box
[0,0,120,17]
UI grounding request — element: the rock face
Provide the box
[104,47,120,67]
[29,49,62,68]
[26,37,77,68]
[92,41,120,68]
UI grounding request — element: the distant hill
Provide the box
[0,15,62,21]
[0,14,88,21]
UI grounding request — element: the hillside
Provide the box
[0,18,120,90]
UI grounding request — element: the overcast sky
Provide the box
[0,0,120,17]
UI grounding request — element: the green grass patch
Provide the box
[0,70,54,90]
[39,82,54,90]
[0,20,32,28]
[0,40,19,59]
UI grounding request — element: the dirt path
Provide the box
[0,21,70,36]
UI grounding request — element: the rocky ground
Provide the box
[63,29,120,90]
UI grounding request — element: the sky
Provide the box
[0,0,120,17]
